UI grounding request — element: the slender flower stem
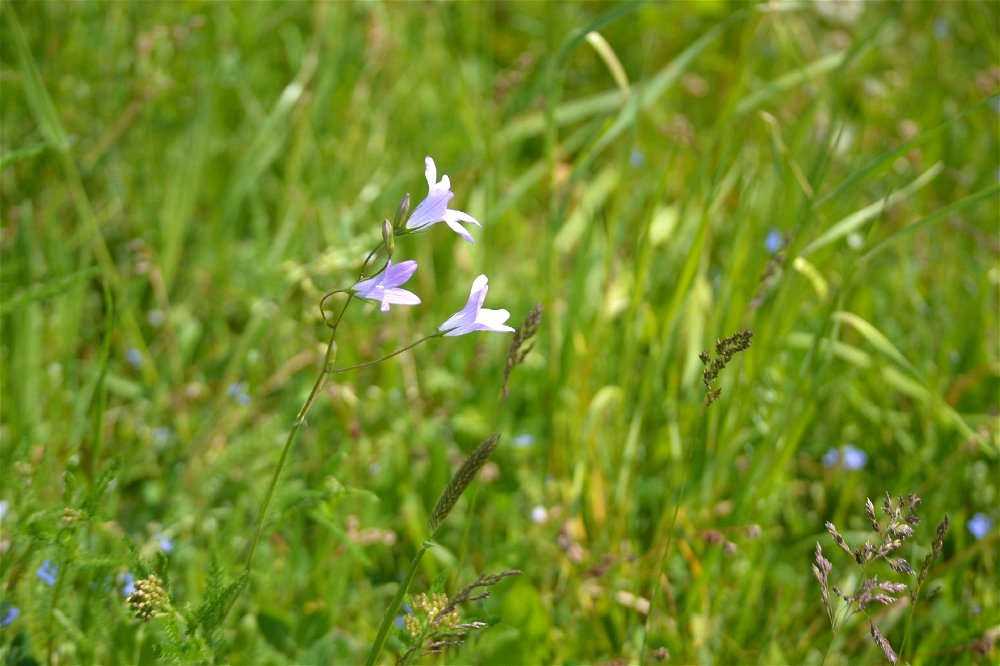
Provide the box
[226,242,387,621]
[242,324,339,576]
[332,333,440,374]
[367,542,430,666]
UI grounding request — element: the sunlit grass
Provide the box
[2,1,997,664]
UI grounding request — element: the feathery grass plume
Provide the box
[399,570,521,664]
[913,515,949,600]
[427,433,501,536]
[698,329,753,406]
[870,621,899,665]
[501,303,543,400]
[812,543,834,627]
[816,492,952,664]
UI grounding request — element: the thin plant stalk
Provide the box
[230,242,386,617]
[639,411,705,662]
[332,333,439,374]
[367,542,430,666]
[243,323,339,576]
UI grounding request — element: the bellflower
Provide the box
[405,157,481,244]
[352,259,421,312]
[439,275,514,336]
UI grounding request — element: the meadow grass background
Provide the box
[2,1,999,664]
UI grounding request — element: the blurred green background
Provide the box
[2,1,998,664]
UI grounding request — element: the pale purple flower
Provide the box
[0,605,19,627]
[513,433,536,448]
[157,534,175,553]
[37,560,58,586]
[439,275,514,337]
[405,157,481,244]
[968,513,992,540]
[842,444,867,470]
[933,17,949,40]
[228,382,251,405]
[351,260,421,312]
[765,229,783,254]
[822,445,866,470]
[629,148,646,168]
[126,348,143,369]
[121,572,135,596]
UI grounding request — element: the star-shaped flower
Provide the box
[405,157,481,244]
[439,275,514,336]
[352,260,421,312]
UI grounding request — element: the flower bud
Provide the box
[382,219,394,256]
[393,193,410,232]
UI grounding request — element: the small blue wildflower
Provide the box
[121,572,135,596]
[393,603,414,629]
[157,535,175,553]
[0,500,8,522]
[37,560,58,586]
[822,448,840,468]
[967,512,992,540]
[126,347,143,369]
[152,427,172,445]
[841,444,867,470]
[513,433,536,448]
[629,148,646,168]
[228,382,251,406]
[933,17,949,40]
[0,605,19,627]
[765,229,783,255]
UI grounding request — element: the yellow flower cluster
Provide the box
[403,592,461,638]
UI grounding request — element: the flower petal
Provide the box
[445,218,475,244]
[444,209,482,228]
[406,189,453,230]
[381,288,421,308]
[424,156,437,189]
[439,275,488,332]
[475,308,514,332]
[383,259,419,286]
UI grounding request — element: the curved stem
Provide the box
[332,333,440,374]
[319,241,388,327]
